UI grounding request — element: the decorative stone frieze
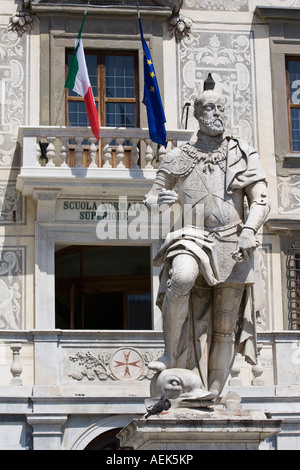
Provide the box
[68,348,164,382]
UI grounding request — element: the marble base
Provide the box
[117,408,282,450]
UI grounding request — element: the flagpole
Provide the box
[137,2,142,39]
[56,3,89,127]
[136,0,167,147]
[78,2,89,39]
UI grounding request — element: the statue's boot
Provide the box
[148,289,189,371]
[208,332,236,395]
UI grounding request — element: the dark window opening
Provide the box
[286,57,300,152]
[55,245,152,330]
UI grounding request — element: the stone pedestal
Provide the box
[117,408,281,451]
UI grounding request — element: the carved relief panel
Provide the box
[0,28,26,168]
[0,24,28,331]
[0,247,25,330]
[278,176,300,215]
[179,29,256,146]
[66,347,164,383]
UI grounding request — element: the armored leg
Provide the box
[149,254,199,371]
[208,283,244,394]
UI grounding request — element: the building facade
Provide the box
[0,0,299,450]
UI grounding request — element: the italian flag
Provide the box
[65,11,100,140]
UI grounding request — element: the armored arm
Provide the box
[144,147,182,212]
[235,180,270,261]
[244,180,271,233]
[144,170,178,213]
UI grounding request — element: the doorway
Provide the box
[55,245,152,329]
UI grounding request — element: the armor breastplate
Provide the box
[177,158,245,229]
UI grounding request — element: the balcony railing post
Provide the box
[88,137,98,168]
[145,139,154,168]
[251,346,264,386]
[74,136,83,168]
[46,137,56,167]
[116,138,125,168]
[60,138,68,167]
[102,138,112,168]
[158,145,166,165]
[131,138,140,169]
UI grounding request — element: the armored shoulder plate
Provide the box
[158,143,200,177]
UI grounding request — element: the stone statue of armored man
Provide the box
[144,75,270,405]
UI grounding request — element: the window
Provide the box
[286,57,300,152]
[66,50,139,167]
[55,246,151,330]
[66,50,139,130]
[287,245,300,330]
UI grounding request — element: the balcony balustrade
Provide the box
[16,126,194,197]
[0,330,299,391]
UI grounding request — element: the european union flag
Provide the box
[138,14,167,147]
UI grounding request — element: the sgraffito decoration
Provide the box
[179,30,256,145]
[0,248,24,330]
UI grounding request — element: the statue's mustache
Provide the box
[201,117,224,127]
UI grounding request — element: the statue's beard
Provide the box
[199,117,225,136]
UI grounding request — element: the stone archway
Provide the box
[70,415,137,450]
[84,427,122,450]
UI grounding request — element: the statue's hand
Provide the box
[157,189,178,208]
[234,228,258,262]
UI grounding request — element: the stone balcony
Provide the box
[16,126,194,199]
